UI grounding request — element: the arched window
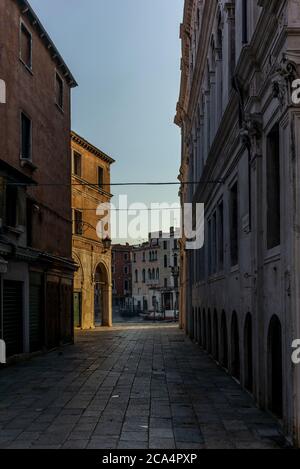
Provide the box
[135,270,138,283]
[148,269,151,280]
[231,312,240,380]
[156,268,159,280]
[213,310,219,361]
[152,268,155,280]
[244,313,253,392]
[220,311,228,368]
[142,269,146,283]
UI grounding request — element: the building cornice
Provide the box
[71,131,115,165]
[16,0,78,88]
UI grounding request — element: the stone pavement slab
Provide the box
[0,323,287,449]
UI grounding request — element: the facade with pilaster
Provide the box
[175,0,300,446]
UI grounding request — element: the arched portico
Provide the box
[94,262,112,327]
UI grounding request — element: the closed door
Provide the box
[3,281,23,357]
[74,292,82,328]
[29,274,43,353]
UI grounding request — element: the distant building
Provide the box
[72,131,115,329]
[0,0,77,357]
[132,228,180,318]
[112,244,133,310]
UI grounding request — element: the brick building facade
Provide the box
[0,0,77,357]
[112,244,133,310]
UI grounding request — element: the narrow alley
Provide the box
[0,324,287,449]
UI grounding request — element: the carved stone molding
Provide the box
[271,55,297,108]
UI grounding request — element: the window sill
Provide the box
[19,58,33,76]
[4,225,25,236]
[55,102,64,114]
[230,265,239,274]
[20,158,37,172]
[264,247,281,265]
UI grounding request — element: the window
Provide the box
[143,252,146,262]
[156,268,159,280]
[218,202,224,270]
[164,278,168,288]
[98,167,104,189]
[148,269,151,281]
[124,253,128,261]
[142,269,146,283]
[135,270,138,283]
[55,72,64,109]
[230,182,239,266]
[174,254,178,268]
[20,22,32,69]
[212,212,217,273]
[6,185,18,227]
[73,151,82,177]
[164,255,168,268]
[124,266,128,275]
[124,280,129,291]
[174,239,178,250]
[242,0,248,44]
[21,112,32,160]
[267,124,281,250]
[163,241,168,250]
[74,210,83,235]
[208,219,212,275]
[133,253,136,263]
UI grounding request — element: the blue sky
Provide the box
[29,0,183,242]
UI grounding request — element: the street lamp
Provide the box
[103,236,112,252]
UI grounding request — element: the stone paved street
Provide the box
[0,324,288,449]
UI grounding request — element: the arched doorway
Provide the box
[213,310,219,361]
[268,315,283,418]
[220,311,228,368]
[244,313,253,392]
[94,263,111,327]
[231,312,240,380]
[203,309,207,350]
[197,308,201,345]
[207,310,212,354]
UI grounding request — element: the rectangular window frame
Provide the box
[55,71,64,110]
[229,179,239,268]
[73,151,82,178]
[20,20,32,71]
[20,111,32,161]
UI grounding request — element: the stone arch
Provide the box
[220,311,228,368]
[213,309,219,361]
[231,312,240,381]
[73,252,84,289]
[267,315,283,418]
[94,262,111,327]
[244,313,253,393]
